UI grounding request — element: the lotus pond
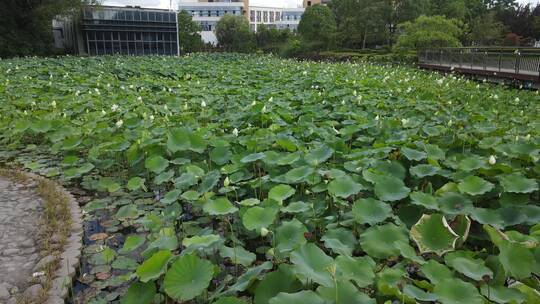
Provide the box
[0,54,539,304]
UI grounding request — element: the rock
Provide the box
[23,284,43,300]
[33,255,56,272]
[20,239,34,248]
[0,283,10,300]
[6,298,18,304]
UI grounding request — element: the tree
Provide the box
[297,5,337,51]
[215,15,255,52]
[394,15,463,51]
[255,25,291,52]
[468,11,505,45]
[0,0,96,58]
[178,11,203,54]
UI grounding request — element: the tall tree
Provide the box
[177,11,203,54]
[394,15,463,51]
[468,11,506,45]
[0,0,96,58]
[215,15,255,52]
[298,4,337,51]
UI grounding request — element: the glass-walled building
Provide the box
[81,6,179,56]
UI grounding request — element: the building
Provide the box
[178,1,246,45]
[179,0,325,45]
[54,6,179,56]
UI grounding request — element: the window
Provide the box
[276,12,280,21]
[270,11,274,22]
[256,11,261,22]
[250,10,255,22]
[263,11,268,23]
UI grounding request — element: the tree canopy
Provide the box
[178,11,203,54]
[215,15,255,52]
[394,15,463,51]
[298,5,337,51]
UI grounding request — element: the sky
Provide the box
[104,0,539,9]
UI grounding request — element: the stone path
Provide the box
[0,176,44,303]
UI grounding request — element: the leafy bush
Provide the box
[178,11,204,54]
[394,15,463,52]
[297,5,337,51]
[215,15,255,53]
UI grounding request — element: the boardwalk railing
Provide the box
[418,47,540,84]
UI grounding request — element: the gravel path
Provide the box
[0,176,44,303]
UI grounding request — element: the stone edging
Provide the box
[4,171,83,304]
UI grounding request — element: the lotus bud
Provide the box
[111,104,119,112]
[116,120,123,128]
[267,247,275,257]
[260,228,270,237]
[489,155,496,165]
[525,134,531,140]
[224,176,230,187]
[137,96,142,102]
[515,97,520,103]
[201,101,206,107]
[375,115,380,121]
[232,128,239,137]
[268,97,273,102]
[149,115,154,121]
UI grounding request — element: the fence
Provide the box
[418,47,540,81]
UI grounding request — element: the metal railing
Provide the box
[418,47,540,78]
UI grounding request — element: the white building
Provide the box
[178,1,246,45]
[179,0,324,45]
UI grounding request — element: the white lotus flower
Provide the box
[101,109,106,115]
[201,101,206,107]
[489,155,497,165]
[51,100,56,108]
[302,71,308,76]
[137,96,142,102]
[75,90,80,96]
[268,97,273,102]
[111,104,119,112]
[375,115,380,121]
[260,228,270,237]
[149,115,154,121]
[262,105,267,113]
[164,105,168,111]
[116,120,123,128]
[232,128,239,137]
[515,97,520,102]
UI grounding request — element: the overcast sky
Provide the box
[104,0,540,9]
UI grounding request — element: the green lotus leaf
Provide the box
[317,280,375,304]
[320,227,357,256]
[499,242,535,280]
[439,192,474,215]
[410,214,459,256]
[393,240,425,264]
[433,278,484,304]
[167,127,207,153]
[458,155,486,172]
[241,152,266,163]
[305,145,334,166]
[144,155,169,174]
[509,282,540,304]
[160,189,181,205]
[199,170,221,193]
[136,250,172,283]
[359,223,408,259]
[281,201,311,213]
[182,234,221,251]
[112,256,139,270]
[30,120,52,133]
[352,197,392,225]
[268,184,296,203]
[164,254,214,301]
[203,197,238,215]
[401,147,427,161]
[480,284,526,304]
[155,170,175,185]
[277,152,301,166]
[181,190,200,201]
[402,285,438,302]
[335,255,376,288]
[219,245,256,267]
[275,219,307,255]
[121,281,156,304]
[458,176,494,196]
[175,172,198,190]
[62,136,82,150]
[444,251,493,281]
[116,204,139,220]
[210,146,232,165]
[448,214,471,246]
[238,198,260,206]
[374,175,410,202]
[213,297,248,304]
[120,235,146,254]
[425,144,445,160]
[284,166,315,183]
[469,208,505,229]
[410,191,439,210]
[242,206,278,232]
[89,246,116,265]
[97,177,121,193]
[269,291,326,304]
[327,175,364,198]
[225,262,273,294]
[499,174,538,193]
[127,177,146,191]
[410,164,440,178]
[290,243,335,287]
[420,260,454,284]
[254,265,302,304]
